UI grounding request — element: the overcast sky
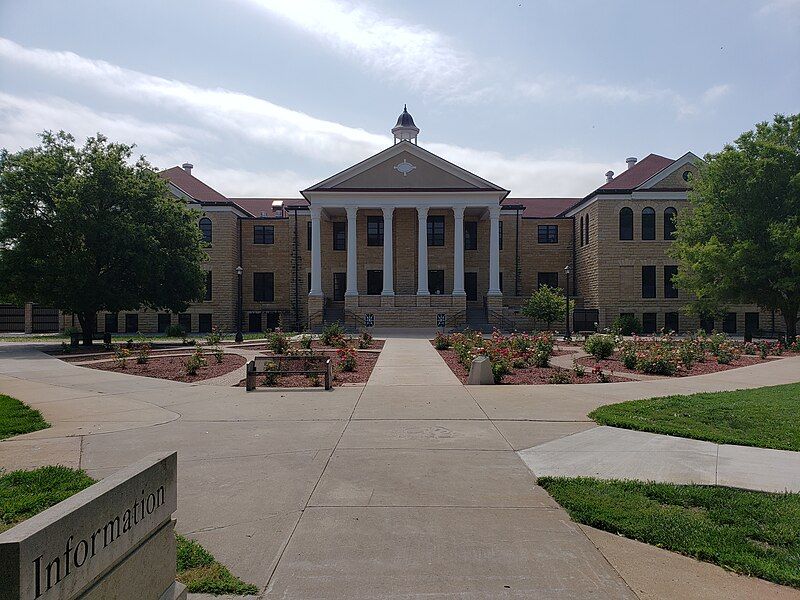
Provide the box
[1,0,798,197]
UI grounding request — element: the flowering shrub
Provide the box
[299,334,313,349]
[492,359,510,383]
[185,346,207,375]
[136,342,151,365]
[113,347,130,369]
[206,326,222,346]
[268,330,290,354]
[573,360,585,377]
[433,332,451,350]
[321,323,346,347]
[548,370,571,384]
[337,347,357,372]
[212,346,224,363]
[358,331,374,349]
[635,344,677,375]
[446,330,556,377]
[584,334,615,360]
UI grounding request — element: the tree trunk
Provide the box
[784,308,798,342]
[78,311,96,346]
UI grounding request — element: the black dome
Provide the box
[395,105,416,128]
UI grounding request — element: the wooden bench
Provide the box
[246,355,332,391]
[70,331,112,347]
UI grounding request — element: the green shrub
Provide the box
[532,349,550,368]
[165,324,185,338]
[573,360,585,377]
[619,342,637,369]
[717,349,733,364]
[321,322,345,346]
[358,331,373,349]
[492,359,511,384]
[548,370,571,384]
[136,342,151,364]
[211,347,224,363]
[205,326,222,346]
[268,331,290,354]
[337,347,357,372]
[611,314,642,336]
[636,347,677,375]
[185,346,207,375]
[433,332,451,350]
[584,334,615,360]
[299,334,312,350]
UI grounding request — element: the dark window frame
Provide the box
[464,221,478,250]
[664,311,679,333]
[205,270,212,302]
[537,272,559,289]
[584,213,589,245]
[642,207,656,240]
[537,224,558,244]
[722,312,737,334]
[366,269,383,295]
[664,207,677,240]
[199,217,212,243]
[427,215,445,247]
[333,221,346,251]
[124,313,139,334]
[642,265,656,298]
[499,219,503,251]
[642,312,657,334]
[306,221,312,251]
[198,313,212,334]
[619,207,633,240]
[253,225,274,245]
[157,313,171,333]
[580,216,584,246]
[428,269,445,295]
[253,272,275,303]
[178,313,192,333]
[664,266,678,298]
[367,216,384,247]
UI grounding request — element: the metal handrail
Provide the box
[488,310,520,333]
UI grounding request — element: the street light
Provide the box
[564,264,571,341]
[235,265,243,343]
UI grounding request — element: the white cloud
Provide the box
[701,84,732,104]
[0,38,618,197]
[236,0,477,99]
[757,0,800,16]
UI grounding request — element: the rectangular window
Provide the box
[254,225,274,244]
[366,270,383,295]
[178,313,191,333]
[333,272,346,301]
[642,312,657,334]
[664,266,678,298]
[253,272,275,302]
[266,311,280,330]
[642,266,656,298]
[700,316,715,333]
[307,221,311,251]
[427,215,445,246]
[367,216,383,246]
[157,313,171,333]
[664,311,679,333]
[499,220,503,251]
[723,312,737,334]
[428,269,445,295]
[333,222,346,251]
[538,224,558,243]
[248,312,262,332]
[124,313,138,334]
[499,271,503,293]
[307,272,311,293]
[104,313,118,334]
[538,272,559,289]
[198,313,212,333]
[205,271,212,301]
[464,221,477,250]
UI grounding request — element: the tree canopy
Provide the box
[521,284,572,330]
[0,131,207,342]
[671,114,800,339]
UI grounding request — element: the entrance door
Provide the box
[745,312,759,339]
[465,272,478,302]
[333,273,346,302]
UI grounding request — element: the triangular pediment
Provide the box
[304,141,506,193]
[638,152,703,190]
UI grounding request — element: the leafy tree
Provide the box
[521,284,573,330]
[670,114,800,340]
[0,132,207,344]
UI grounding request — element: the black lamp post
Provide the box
[235,265,243,343]
[564,264,571,341]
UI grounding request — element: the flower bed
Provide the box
[576,353,763,377]
[81,354,246,382]
[238,348,378,388]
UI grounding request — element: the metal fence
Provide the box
[0,304,25,332]
[31,305,60,333]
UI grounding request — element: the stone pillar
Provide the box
[308,294,324,328]
[24,302,33,334]
[345,206,358,297]
[416,206,429,296]
[309,205,323,297]
[452,204,465,296]
[488,205,502,296]
[382,206,394,296]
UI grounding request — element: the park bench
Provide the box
[70,331,112,347]
[246,354,332,391]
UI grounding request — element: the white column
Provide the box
[452,204,465,296]
[416,206,429,295]
[309,205,323,297]
[488,205,501,296]
[345,206,358,296]
[382,206,394,295]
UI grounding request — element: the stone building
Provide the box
[57,108,780,336]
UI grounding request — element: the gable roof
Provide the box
[160,166,228,202]
[502,197,580,218]
[303,140,507,194]
[597,154,675,192]
[230,197,308,217]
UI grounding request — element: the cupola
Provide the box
[392,105,420,144]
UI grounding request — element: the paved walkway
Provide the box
[1,338,800,599]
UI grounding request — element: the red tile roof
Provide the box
[160,167,228,202]
[598,154,674,191]
[502,197,580,218]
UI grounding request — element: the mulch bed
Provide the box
[575,353,767,377]
[236,340,384,352]
[236,350,378,388]
[436,349,631,385]
[81,354,246,382]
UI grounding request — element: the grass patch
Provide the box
[0,467,258,594]
[589,383,800,451]
[539,477,800,588]
[0,394,50,440]
[177,535,259,595]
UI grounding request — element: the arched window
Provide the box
[641,207,655,240]
[580,216,584,246]
[619,207,633,240]
[199,217,212,243]
[585,214,590,245]
[664,207,677,240]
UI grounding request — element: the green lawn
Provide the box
[0,394,50,440]
[539,477,800,588]
[589,383,800,451]
[0,466,258,595]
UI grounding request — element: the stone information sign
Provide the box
[0,452,181,600]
